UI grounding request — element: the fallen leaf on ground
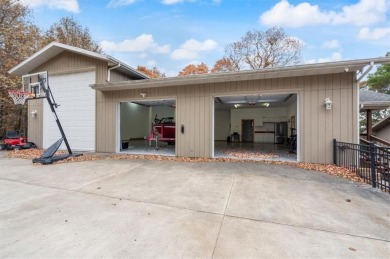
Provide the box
[6,148,366,184]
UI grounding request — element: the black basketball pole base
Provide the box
[32,138,82,165]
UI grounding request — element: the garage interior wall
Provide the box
[231,107,287,139]
[96,72,357,164]
[120,104,175,141]
[286,100,297,131]
[120,103,149,140]
[214,111,230,141]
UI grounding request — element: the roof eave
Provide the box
[9,42,112,76]
[91,56,390,91]
[107,56,149,79]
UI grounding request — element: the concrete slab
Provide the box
[80,160,236,214]
[0,154,389,258]
[0,179,65,213]
[226,164,390,241]
[213,216,390,258]
[0,158,142,191]
[0,183,222,258]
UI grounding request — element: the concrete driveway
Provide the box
[0,152,389,258]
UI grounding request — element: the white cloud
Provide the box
[358,27,390,40]
[260,0,331,28]
[307,52,343,64]
[171,49,199,60]
[107,0,136,8]
[161,0,217,4]
[138,53,148,58]
[322,40,340,49]
[171,39,218,60]
[260,0,389,28]
[101,34,170,54]
[332,0,389,26]
[20,0,79,13]
[147,60,157,66]
[162,0,183,4]
[289,36,306,46]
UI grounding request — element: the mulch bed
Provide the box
[7,149,365,183]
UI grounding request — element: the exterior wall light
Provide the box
[140,92,147,98]
[234,104,239,108]
[324,97,333,110]
[31,110,37,118]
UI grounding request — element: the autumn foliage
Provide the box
[0,0,42,137]
[41,17,102,53]
[8,148,365,184]
[137,66,165,79]
[178,63,209,76]
[0,1,104,137]
[211,58,236,73]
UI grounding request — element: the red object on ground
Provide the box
[2,130,36,150]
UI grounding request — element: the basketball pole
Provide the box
[41,83,73,155]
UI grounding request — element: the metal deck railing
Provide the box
[334,139,389,193]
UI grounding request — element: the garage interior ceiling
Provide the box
[128,93,295,109]
[132,99,175,107]
[215,93,296,110]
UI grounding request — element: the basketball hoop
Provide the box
[8,90,33,105]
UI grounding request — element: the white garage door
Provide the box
[43,71,96,151]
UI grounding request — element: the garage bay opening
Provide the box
[119,99,176,156]
[214,93,297,161]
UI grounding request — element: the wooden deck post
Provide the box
[367,109,372,141]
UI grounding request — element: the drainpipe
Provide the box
[357,61,374,83]
[107,63,121,82]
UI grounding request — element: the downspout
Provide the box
[107,63,121,82]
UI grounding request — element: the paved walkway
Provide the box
[0,152,389,258]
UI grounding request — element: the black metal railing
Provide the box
[334,139,389,193]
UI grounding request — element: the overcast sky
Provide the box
[21,0,390,76]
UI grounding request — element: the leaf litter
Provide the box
[7,149,364,183]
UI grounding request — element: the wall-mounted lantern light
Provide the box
[31,110,37,118]
[324,97,333,110]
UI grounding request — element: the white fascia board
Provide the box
[91,57,390,91]
[107,56,149,79]
[9,42,109,76]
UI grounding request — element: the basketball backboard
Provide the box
[22,71,48,98]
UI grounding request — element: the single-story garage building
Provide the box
[9,42,390,164]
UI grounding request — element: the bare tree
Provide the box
[225,27,303,70]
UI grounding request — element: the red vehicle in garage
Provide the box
[146,116,175,145]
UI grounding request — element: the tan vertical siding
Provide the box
[27,99,43,147]
[29,51,113,152]
[375,126,390,141]
[96,72,357,164]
